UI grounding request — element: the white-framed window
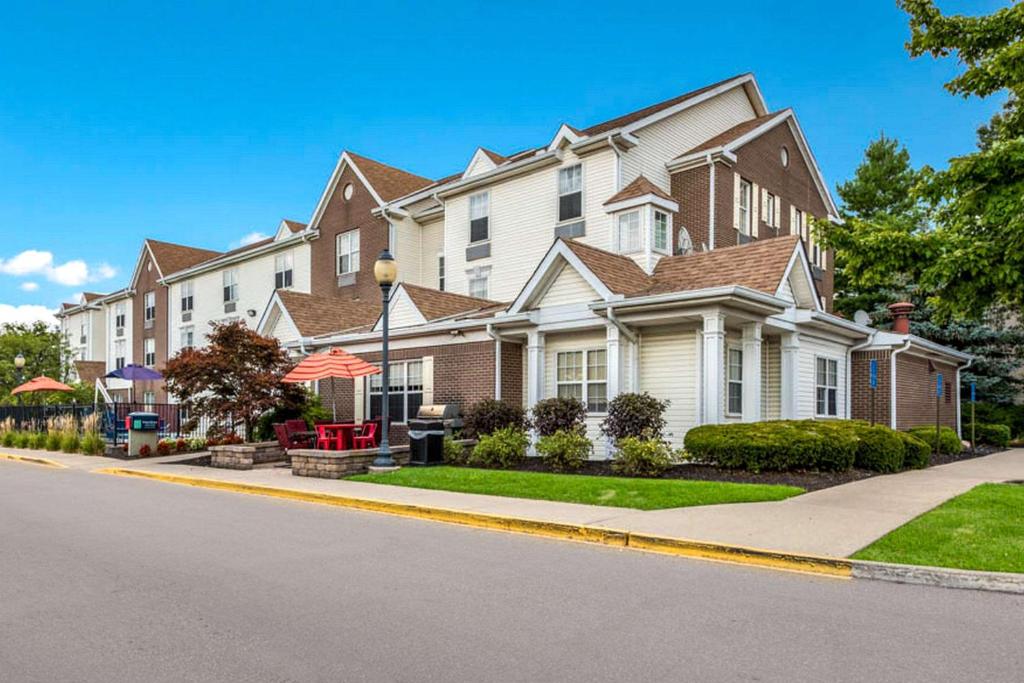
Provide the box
[79,322,87,344]
[180,281,194,313]
[469,192,489,243]
[437,254,445,292]
[142,391,155,409]
[114,339,126,370]
[368,360,424,424]
[468,270,489,299]
[558,164,583,222]
[653,210,670,253]
[816,357,839,417]
[764,192,777,228]
[222,269,238,303]
[275,252,293,289]
[337,229,360,275]
[114,302,126,330]
[616,210,641,254]
[143,338,156,368]
[727,347,743,415]
[738,179,752,235]
[180,326,194,350]
[143,291,156,324]
[556,349,608,413]
[793,208,806,240]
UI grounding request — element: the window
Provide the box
[738,179,752,235]
[556,349,608,413]
[764,192,777,228]
[337,229,360,275]
[223,269,238,303]
[816,357,839,417]
[616,211,641,253]
[653,211,670,253]
[143,291,156,325]
[368,360,423,424]
[114,303,126,330]
[144,338,156,368]
[114,339,126,370]
[558,164,583,222]
[79,322,87,344]
[143,391,155,410]
[437,254,445,291]
[727,348,743,415]
[180,327,194,350]
[793,208,806,240]
[468,270,489,299]
[180,281,194,312]
[275,252,293,289]
[469,192,489,243]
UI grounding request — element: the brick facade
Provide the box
[894,354,958,431]
[851,350,891,427]
[133,253,169,403]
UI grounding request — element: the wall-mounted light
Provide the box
[247,309,257,317]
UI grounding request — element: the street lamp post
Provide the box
[14,352,26,407]
[372,249,398,469]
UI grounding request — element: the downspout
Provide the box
[889,338,913,430]
[846,331,876,419]
[706,153,716,251]
[956,357,974,438]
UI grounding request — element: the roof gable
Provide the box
[261,290,382,339]
[536,262,603,308]
[130,239,221,289]
[463,148,505,179]
[373,283,500,331]
[276,219,306,240]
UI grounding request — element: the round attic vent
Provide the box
[343,183,354,201]
[780,146,790,167]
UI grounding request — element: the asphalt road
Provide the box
[1,463,1022,683]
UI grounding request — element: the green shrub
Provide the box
[253,389,331,442]
[611,437,675,477]
[14,432,32,449]
[908,426,963,454]
[32,432,49,449]
[46,432,62,451]
[972,401,1024,438]
[854,424,905,473]
[684,421,856,473]
[468,426,529,468]
[80,433,106,456]
[463,399,528,439]
[60,433,81,453]
[531,397,586,437]
[797,420,862,472]
[898,432,931,469]
[964,422,1011,447]
[442,436,470,465]
[536,429,592,472]
[600,393,669,442]
[1,431,15,447]
[188,437,207,451]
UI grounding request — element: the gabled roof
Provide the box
[281,219,306,234]
[146,239,222,278]
[603,175,674,206]
[345,152,434,202]
[274,290,382,338]
[643,235,803,298]
[402,283,501,321]
[681,113,779,156]
[82,292,104,303]
[561,239,652,296]
[73,360,106,385]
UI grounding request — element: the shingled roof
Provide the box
[276,290,382,338]
[402,283,501,321]
[561,238,652,295]
[281,219,307,233]
[677,112,781,158]
[347,152,435,202]
[146,239,222,276]
[603,175,674,205]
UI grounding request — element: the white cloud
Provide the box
[19,282,39,292]
[231,232,269,249]
[0,304,57,327]
[0,250,118,287]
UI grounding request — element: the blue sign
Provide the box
[869,359,878,389]
[971,382,976,403]
[936,373,943,398]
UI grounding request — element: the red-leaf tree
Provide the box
[164,321,304,442]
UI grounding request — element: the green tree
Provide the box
[899,0,1024,318]
[0,322,71,404]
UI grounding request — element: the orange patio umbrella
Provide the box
[282,348,381,420]
[11,375,74,397]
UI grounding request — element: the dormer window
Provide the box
[654,211,670,253]
[469,192,489,243]
[616,211,641,254]
[558,164,582,222]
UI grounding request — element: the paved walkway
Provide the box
[3,446,1022,557]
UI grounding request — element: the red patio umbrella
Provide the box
[282,348,380,420]
[11,376,74,396]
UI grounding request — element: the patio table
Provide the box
[316,423,361,451]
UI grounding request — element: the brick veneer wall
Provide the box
[851,350,891,426]
[133,253,169,403]
[672,165,710,252]
[315,339,524,445]
[895,354,958,431]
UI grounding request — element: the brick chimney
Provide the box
[888,302,914,335]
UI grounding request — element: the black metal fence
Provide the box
[0,402,222,445]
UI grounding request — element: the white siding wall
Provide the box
[638,327,699,447]
[620,87,757,189]
[168,242,311,354]
[543,330,609,458]
[417,219,444,290]
[798,336,848,419]
[104,297,133,391]
[537,263,600,307]
[392,215,424,286]
[444,148,617,302]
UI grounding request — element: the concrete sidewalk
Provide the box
[4,445,1022,558]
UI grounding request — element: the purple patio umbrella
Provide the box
[105,364,164,403]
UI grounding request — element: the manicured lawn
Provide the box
[348,466,803,511]
[853,483,1024,573]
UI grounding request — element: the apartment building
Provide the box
[57,292,107,386]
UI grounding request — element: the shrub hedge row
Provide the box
[907,426,963,455]
[963,422,1012,447]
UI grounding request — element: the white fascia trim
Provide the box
[665,110,791,173]
[255,292,300,341]
[547,124,582,152]
[667,149,737,173]
[308,311,532,349]
[129,241,163,290]
[435,150,561,199]
[858,331,973,364]
[462,148,499,179]
[592,285,788,313]
[780,115,840,218]
[604,193,679,214]
[619,74,765,137]
[508,240,618,315]
[307,152,386,229]
[160,231,310,284]
[776,242,823,312]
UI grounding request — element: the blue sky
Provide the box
[0,0,1004,323]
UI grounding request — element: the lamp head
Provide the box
[14,353,25,369]
[374,249,397,288]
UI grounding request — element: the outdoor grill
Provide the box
[407,404,462,465]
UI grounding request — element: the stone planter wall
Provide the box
[209,441,286,470]
[290,446,410,479]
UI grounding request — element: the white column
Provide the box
[526,330,545,407]
[702,312,726,424]
[606,324,622,401]
[780,332,800,419]
[741,322,762,422]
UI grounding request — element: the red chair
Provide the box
[315,424,336,450]
[273,423,292,451]
[352,422,377,449]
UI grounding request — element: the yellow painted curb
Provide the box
[0,452,68,469]
[94,467,850,577]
